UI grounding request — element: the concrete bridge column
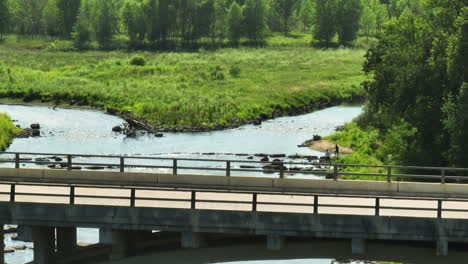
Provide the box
[436,238,448,256]
[1,225,4,264]
[109,229,129,260]
[17,225,33,242]
[267,235,284,250]
[181,232,206,249]
[32,226,55,264]
[56,227,77,254]
[351,238,366,255]
[99,228,112,244]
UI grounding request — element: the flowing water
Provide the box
[0,103,363,264]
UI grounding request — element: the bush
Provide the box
[129,56,146,66]
[229,64,241,77]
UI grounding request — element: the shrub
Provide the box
[229,64,241,77]
[129,56,146,66]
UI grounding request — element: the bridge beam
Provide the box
[1,225,4,264]
[436,238,448,256]
[351,238,366,255]
[56,227,77,255]
[181,232,206,249]
[32,226,55,264]
[267,235,284,251]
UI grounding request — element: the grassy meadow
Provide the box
[0,34,367,130]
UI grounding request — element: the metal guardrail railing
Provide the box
[1,182,467,219]
[1,151,468,183]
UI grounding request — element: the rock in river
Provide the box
[30,123,40,129]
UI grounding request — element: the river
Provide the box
[0,103,364,264]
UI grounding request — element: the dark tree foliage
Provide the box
[0,0,8,39]
[271,0,299,35]
[363,1,468,167]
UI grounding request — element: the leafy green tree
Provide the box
[95,0,116,48]
[42,0,61,37]
[72,0,92,49]
[122,0,146,45]
[144,0,159,43]
[226,1,243,45]
[360,4,376,37]
[244,0,267,43]
[0,0,9,39]
[272,0,299,35]
[57,0,81,38]
[336,0,362,45]
[297,0,314,32]
[314,0,337,47]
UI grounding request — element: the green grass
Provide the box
[0,35,367,130]
[0,113,20,151]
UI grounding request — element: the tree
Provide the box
[244,0,267,43]
[272,0,299,35]
[95,0,116,48]
[298,0,314,32]
[336,0,362,45]
[42,0,61,37]
[57,0,81,38]
[226,1,243,45]
[360,4,376,37]
[122,0,146,46]
[0,0,9,39]
[72,0,92,49]
[314,0,337,47]
[144,0,159,43]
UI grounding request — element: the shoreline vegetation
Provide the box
[0,113,21,151]
[0,35,367,132]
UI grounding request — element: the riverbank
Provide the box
[0,45,367,132]
[0,113,21,151]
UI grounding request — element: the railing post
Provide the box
[130,188,136,207]
[120,157,125,173]
[252,193,257,212]
[437,200,442,219]
[313,195,318,214]
[333,165,338,181]
[375,198,380,216]
[191,191,196,209]
[173,159,178,175]
[387,167,392,183]
[10,184,15,202]
[441,170,446,184]
[70,186,75,205]
[15,153,20,169]
[226,161,231,177]
[279,163,284,179]
[67,155,72,170]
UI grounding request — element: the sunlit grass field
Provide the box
[0,35,367,129]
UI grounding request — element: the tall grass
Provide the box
[0,36,367,129]
[0,113,20,151]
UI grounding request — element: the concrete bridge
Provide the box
[2,152,468,264]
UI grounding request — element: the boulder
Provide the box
[155,133,164,137]
[253,120,262,126]
[270,154,286,158]
[30,123,40,129]
[247,156,254,160]
[112,126,123,132]
[260,156,269,162]
[31,129,40,137]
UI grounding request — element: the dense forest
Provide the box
[0,0,424,49]
[331,0,468,170]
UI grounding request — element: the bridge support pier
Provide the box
[1,225,4,264]
[436,238,448,256]
[351,238,366,255]
[267,235,284,250]
[181,232,206,249]
[109,229,129,260]
[56,227,77,254]
[17,225,33,242]
[99,228,113,244]
[32,226,55,264]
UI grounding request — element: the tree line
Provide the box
[0,0,423,48]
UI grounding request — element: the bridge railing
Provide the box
[1,181,468,219]
[1,151,468,184]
